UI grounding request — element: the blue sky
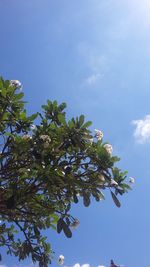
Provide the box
[1,0,150,266]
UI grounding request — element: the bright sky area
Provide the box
[1,0,150,267]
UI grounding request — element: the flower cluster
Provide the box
[103,143,113,155]
[22,134,32,141]
[10,80,22,89]
[40,134,51,148]
[58,255,65,265]
[95,129,103,141]
[129,177,135,184]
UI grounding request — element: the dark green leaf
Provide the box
[65,217,70,226]
[79,115,84,126]
[111,191,121,208]
[83,193,91,207]
[34,227,40,237]
[62,220,72,238]
[82,121,92,128]
[73,191,78,203]
[57,218,63,234]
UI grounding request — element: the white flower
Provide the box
[103,143,113,155]
[129,177,135,184]
[40,135,51,148]
[27,169,30,172]
[10,80,22,89]
[110,179,118,186]
[70,219,80,229]
[40,135,51,142]
[22,134,32,141]
[58,255,65,265]
[95,129,103,141]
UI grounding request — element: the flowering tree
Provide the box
[0,77,132,267]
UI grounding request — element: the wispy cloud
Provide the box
[77,42,108,87]
[85,73,103,86]
[0,265,7,267]
[132,115,150,143]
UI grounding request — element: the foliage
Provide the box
[0,77,131,266]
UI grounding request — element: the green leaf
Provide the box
[111,191,121,208]
[15,92,24,100]
[58,114,66,125]
[62,220,72,238]
[121,183,131,190]
[83,193,91,207]
[57,218,63,234]
[1,89,7,97]
[82,121,92,128]
[65,217,70,226]
[79,115,84,126]
[34,226,40,237]
[19,112,26,120]
[73,191,78,203]
[28,113,38,121]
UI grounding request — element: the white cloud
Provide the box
[132,115,150,143]
[77,42,108,87]
[85,73,103,86]
[0,265,7,267]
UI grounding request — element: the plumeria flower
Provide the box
[10,80,22,89]
[22,134,32,140]
[95,129,103,141]
[129,177,135,184]
[58,255,65,265]
[40,135,51,148]
[110,179,118,186]
[103,143,113,155]
[40,135,51,142]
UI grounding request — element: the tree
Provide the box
[0,77,131,266]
